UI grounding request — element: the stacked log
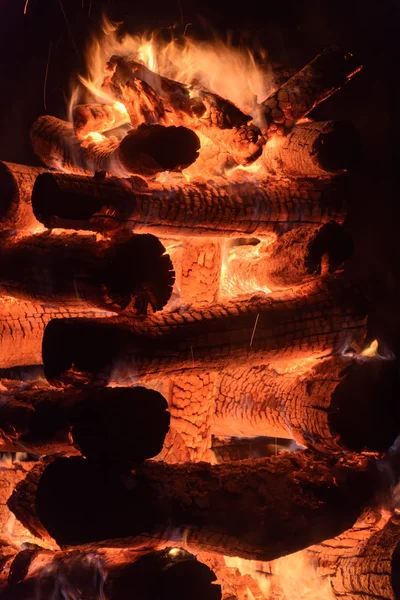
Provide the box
[0,545,221,600]
[31,171,347,236]
[261,120,360,178]
[221,222,353,294]
[8,451,378,560]
[212,355,400,453]
[180,238,223,305]
[30,116,200,177]
[41,277,368,386]
[0,296,110,369]
[0,383,170,464]
[0,231,174,314]
[0,161,44,233]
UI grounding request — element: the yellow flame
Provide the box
[360,339,379,357]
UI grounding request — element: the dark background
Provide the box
[0,0,399,347]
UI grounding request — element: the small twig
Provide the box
[249,313,259,347]
[43,42,52,111]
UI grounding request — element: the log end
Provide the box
[119,124,201,173]
[106,233,175,314]
[392,539,400,600]
[71,386,170,464]
[330,358,400,452]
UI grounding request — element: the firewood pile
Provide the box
[1,29,400,600]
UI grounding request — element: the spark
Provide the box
[58,0,81,59]
[43,42,52,111]
[190,346,195,367]
[249,313,259,347]
[88,0,93,17]
[23,0,29,14]
[177,0,184,24]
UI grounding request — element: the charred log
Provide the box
[0,546,221,600]
[73,103,131,138]
[31,171,347,236]
[106,56,264,165]
[41,277,369,387]
[0,162,45,233]
[43,277,368,387]
[180,238,222,305]
[262,121,360,178]
[222,222,353,294]
[0,297,109,369]
[213,355,400,453]
[0,384,169,464]
[306,512,400,600]
[8,452,379,560]
[30,116,200,177]
[261,47,362,137]
[0,231,174,314]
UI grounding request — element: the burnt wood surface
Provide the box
[8,451,379,560]
[31,171,347,237]
[0,161,45,233]
[0,384,170,464]
[223,222,353,293]
[262,120,360,178]
[213,355,400,453]
[41,278,369,387]
[260,46,362,137]
[0,231,174,314]
[30,116,200,177]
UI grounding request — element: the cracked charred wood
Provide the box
[8,451,379,560]
[211,436,292,462]
[213,355,400,454]
[222,222,353,294]
[262,121,360,178]
[41,277,368,387]
[0,546,221,600]
[305,512,400,600]
[30,116,200,177]
[106,56,264,165]
[0,384,169,464]
[180,238,222,305]
[73,103,131,138]
[0,231,174,314]
[0,297,109,369]
[0,162,45,233]
[261,47,362,137]
[31,171,346,236]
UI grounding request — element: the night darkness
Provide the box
[0,0,399,346]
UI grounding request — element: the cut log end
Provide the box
[119,123,201,172]
[330,359,400,452]
[305,221,354,276]
[0,161,17,221]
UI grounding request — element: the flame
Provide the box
[342,339,395,361]
[66,15,274,179]
[360,339,380,357]
[220,239,276,298]
[224,549,335,600]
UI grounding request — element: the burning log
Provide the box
[0,384,169,464]
[41,277,368,387]
[213,355,400,453]
[31,171,346,236]
[30,116,200,177]
[73,102,131,138]
[0,546,221,600]
[0,161,45,233]
[306,514,400,600]
[262,121,360,178]
[261,47,362,137]
[211,436,296,462]
[8,451,379,560]
[0,297,109,369]
[222,222,353,294]
[0,231,174,314]
[106,55,264,165]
